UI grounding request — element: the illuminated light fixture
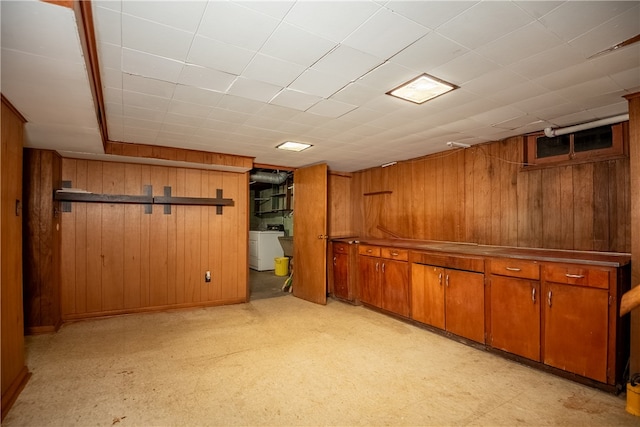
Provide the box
[276,141,312,152]
[387,73,458,104]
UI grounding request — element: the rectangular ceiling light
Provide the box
[387,73,458,104]
[276,141,312,152]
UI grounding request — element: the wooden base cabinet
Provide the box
[542,263,616,384]
[358,245,409,317]
[330,241,357,302]
[489,259,541,361]
[411,255,485,344]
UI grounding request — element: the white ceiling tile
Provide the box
[160,122,198,136]
[510,92,570,113]
[259,22,337,67]
[216,94,265,114]
[227,77,283,102]
[512,1,563,19]
[198,1,280,51]
[1,0,83,62]
[284,1,380,42]
[122,14,194,62]
[468,106,526,126]
[270,89,323,111]
[177,64,236,92]
[104,101,123,117]
[97,43,122,74]
[93,6,122,46]
[507,44,585,80]
[463,69,528,97]
[588,44,640,77]
[431,51,500,85]
[553,76,624,102]
[24,124,103,153]
[122,48,184,82]
[342,8,429,58]
[331,83,381,105]
[206,107,251,124]
[256,104,300,120]
[289,69,350,98]
[475,22,563,67]
[122,74,175,98]
[164,112,206,128]
[239,1,295,20]
[533,61,604,92]
[386,1,478,30]
[122,1,207,32]
[187,35,256,75]
[199,118,241,133]
[436,1,534,49]
[123,91,170,113]
[489,81,551,105]
[172,85,224,107]
[93,1,121,13]
[538,1,637,42]
[390,32,469,72]
[101,67,123,90]
[306,99,358,118]
[123,103,166,123]
[587,101,630,118]
[311,45,384,81]
[611,66,640,91]
[166,101,212,119]
[244,114,286,129]
[357,61,418,91]
[568,5,640,58]
[242,54,306,87]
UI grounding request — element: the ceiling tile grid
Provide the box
[2,0,639,172]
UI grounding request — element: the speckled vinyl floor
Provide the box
[4,296,638,426]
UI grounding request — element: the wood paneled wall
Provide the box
[328,172,353,238]
[60,159,248,320]
[351,134,631,253]
[23,149,62,333]
[1,97,30,420]
[626,93,640,374]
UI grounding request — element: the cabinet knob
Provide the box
[391,251,399,256]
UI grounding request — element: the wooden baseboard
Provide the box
[61,298,246,322]
[1,366,31,421]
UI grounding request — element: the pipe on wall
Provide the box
[544,114,629,138]
[250,171,288,184]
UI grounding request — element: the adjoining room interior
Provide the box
[2,1,640,425]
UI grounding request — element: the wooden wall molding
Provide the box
[105,141,254,170]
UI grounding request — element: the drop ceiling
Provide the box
[1,0,639,173]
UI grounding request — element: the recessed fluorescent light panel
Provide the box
[387,73,458,104]
[276,141,312,152]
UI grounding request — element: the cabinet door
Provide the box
[333,252,349,300]
[358,255,381,307]
[381,259,409,317]
[490,275,540,361]
[411,264,445,329]
[543,283,609,383]
[445,269,485,343]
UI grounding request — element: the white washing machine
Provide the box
[249,230,284,271]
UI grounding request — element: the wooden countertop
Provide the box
[332,237,631,267]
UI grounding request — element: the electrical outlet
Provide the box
[205,271,211,283]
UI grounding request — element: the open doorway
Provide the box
[248,167,294,300]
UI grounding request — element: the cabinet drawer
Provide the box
[410,251,484,273]
[543,264,610,290]
[359,245,381,257]
[490,258,539,280]
[381,248,408,261]
[333,242,350,254]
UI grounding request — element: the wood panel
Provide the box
[625,92,640,375]
[59,159,248,320]
[1,96,29,420]
[23,149,62,333]
[328,173,353,238]
[352,130,630,253]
